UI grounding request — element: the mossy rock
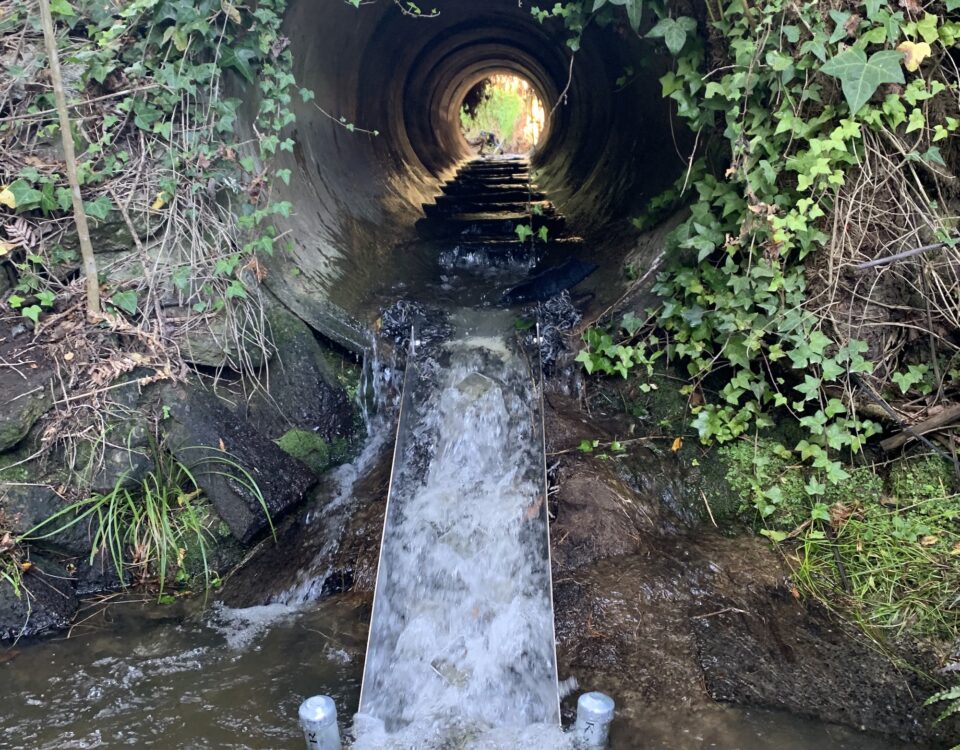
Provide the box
[0,378,52,453]
[276,429,331,475]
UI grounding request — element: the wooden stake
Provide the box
[38,0,100,316]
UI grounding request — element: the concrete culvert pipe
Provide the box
[245,0,691,348]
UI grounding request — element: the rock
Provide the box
[244,304,354,441]
[162,381,318,543]
[551,459,675,573]
[62,199,160,256]
[0,341,53,452]
[220,441,392,607]
[0,263,11,295]
[166,306,269,370]
[66,376,155,493]
[73,550,126,596]
[0,553,77,641]
[0,481,92,556]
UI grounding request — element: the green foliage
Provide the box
[924,683,960,739]
[718,436,885,527]
[889,455,959,502]
[563,0,958,492]
[1,0,302,330]
[820,48,904,114]
[21,450,262,599]
[0,550,24,600]
[576,312,662,386]
[460,82,525,146]
[796,482,960,639]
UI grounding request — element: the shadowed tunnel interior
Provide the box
[250,0,690,349]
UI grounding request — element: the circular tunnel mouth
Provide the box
[259,0,693,346]
[457,74,546,157]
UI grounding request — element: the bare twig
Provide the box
[38,0,100,317]
[855,241,952,271]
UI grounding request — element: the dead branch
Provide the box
[879,404,960,452]
[38,0,100,317]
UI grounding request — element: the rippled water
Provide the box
[0,595,923,749]
[356,309,560,746]
[0,597,367,750]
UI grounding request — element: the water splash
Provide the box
[272,336,396,606]
[356,309,559,743]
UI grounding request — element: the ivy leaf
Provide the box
[6,180,43,210]
[220,0,241,24]
[647,17,695,55]
[625,0,643,32]
[226,280,248,299]
[110,290,139,315]
[810,503,831,521]
[896,41,931,72]
[220,46,258,84]
[84,195,113,221]
[828,10,852,43]
[905,107,925,133]
[863,0,883,21]
[49,0,76,16]
[622,311,642,336]
[917,146,945,167]
[36,289,56,308]
[21,305,41,324]
[915,13,939,44]
[820,48,905,114]
[794,374,822,402]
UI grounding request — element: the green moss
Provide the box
[889,455,959,504]
[826,465,884,506]
[0,450,32,484]
[612,362,693,435]
[720,438,809,527]
[694,448,746,530]
[276,429,331,475]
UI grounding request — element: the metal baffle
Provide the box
[357,313,561,733]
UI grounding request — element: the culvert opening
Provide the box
[252,0,694,347]
[459,74,546,157]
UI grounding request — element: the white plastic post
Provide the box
[299,695,342,750]
[574,691,615,747]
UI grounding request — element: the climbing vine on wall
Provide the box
[539,0,960,494]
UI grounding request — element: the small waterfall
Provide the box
[354,309,564,748]
[271,337,397,606]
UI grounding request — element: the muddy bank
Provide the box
[545,392,956,745]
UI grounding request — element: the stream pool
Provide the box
[0,596,923,749]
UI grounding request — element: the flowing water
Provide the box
[355,308,560,746]
[0,595,925,749]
